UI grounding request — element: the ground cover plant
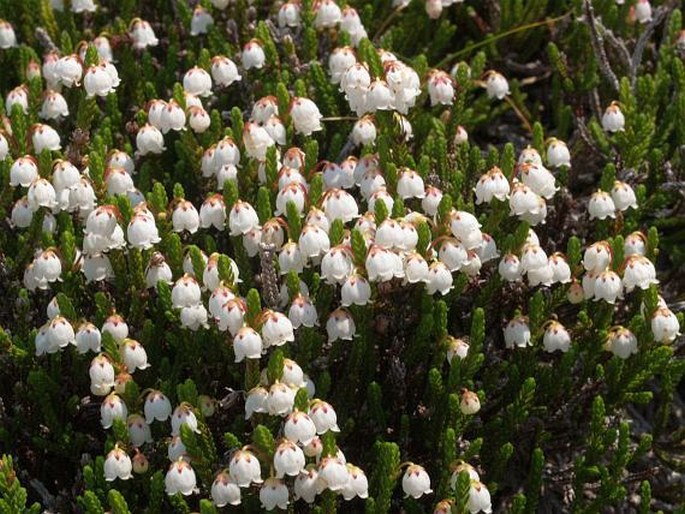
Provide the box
[0,0,683,512]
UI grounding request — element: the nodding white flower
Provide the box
[93,35,113,61]
[611,181,637,211]
[634,0,652,23]
[105,167,134,195]
[258,478,289,510]
[308,399,340,434]
[233,327,263,362]
[317,457,349,491]
[468,481,493,514]
[42,52,61,89]
[485,71,510,99]
[71,0,96,12]
[0,20,17,48]
[200,193,227,230]
[31,124,61,153]
[211,55,241,87]
[147,99,167,129]
[477,233,499,263]
[6,85,29,115]
[546,138,571,168]
[402,464,432,499]
[341,274,372,306]
[160,101,186,133]
[243,121,274,160]
[89,354,115,395]
[180,303,209,331]
[366,245,404,282]
[40,90,69,120]
[230,450,263,488]
[326,308,356,342]
[129,19,158,49]
[216,297,246,335]
[82,254,114,283]
[242,39,265,70]
[145,253,173,290]
[274,440,306,478]
[228,200,260,236]
[104,447,132,482]
[165,460,198,496]
[263,114,286,145]
[127,214,161,250]
[449,210,482,250]
[171,404,200,436]
[588,190,616,220]
[279,1,301,27]
[55,55,83,88]
[183,66,212,97]
[322,189,359,223]
[583,241,612,273]
[323,160,355,190]
[74,322,101,354]
[475,166,510,204]
[212,472,241,507]
[622,254,658,292]
[10,156,39,188]
[602,102,625,132]
[421,186,444,216]
[651,307,680,343]
[446,337,470,364]
[290,97,323,136]
[365,80,394,113]
[52,159,81,193]
[278,165,307,191]
[299,224,331,260]
[340,6,366,43]
[244,386,269,420]
[528,260,554,287]
[136,124,165,155]
[32,249,62,289]
[101,314,128,344]
[351,116,377,146]
[166,435,188,462]
[341,464,368,500]
[251,95,279,124]
[462,250,483,278]
[329,46,357,84]
[288,294,319,328]
[404,252,430,283]
[0,132,7,162]
[283,145,306,171]
[261,310,295,348]
[119,338,150,373]
[314,0,342,28]
[504,316,531,349]
[295,468,324,503]
[275,182,307,217]
[190,5,213,35]
[266,382,296,417]
[283,410,317,446]
[543,321,571,353]
[519,162,557,200]
[451,125,468,147]
[396,168,425,199]
[321,246,353,285]
[438,238,468,272]
[460,390,481,415]
[280,358,306,389]
[11,197,33,228]
[624,231,646,257]
[278,241,305,275]
[547,253,571,284]
[426,0,443,19]
[143,390,171,424]
[101,393,128,429]
[171,199,200,234]
[340,62,371,102]
[604,326,638,359]
[217,163,239,189]
[171,274,202,309]
[303,437,323,459]
[428,70,455,106]
[520,243,548,273]
[366,188,392,216]
[86,204,119,238]
[127,414,152,447]
[208,284,235,319]
[84,64,114,97]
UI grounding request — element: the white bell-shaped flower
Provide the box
[274,440,306,478]
[650,307,680,343]
[602,102,625,132]
[604,326,638,359]
[543,321,571,353]
[504,316,531,349]
[104,447,133,481]
[165,460,198,496]
[211,55,241,87]
[100,393,128,428]
[402,464,432,499]
[171,404,200,436]
[144,390,172,424]
[211,471,242,507]
[233,326,263,362]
